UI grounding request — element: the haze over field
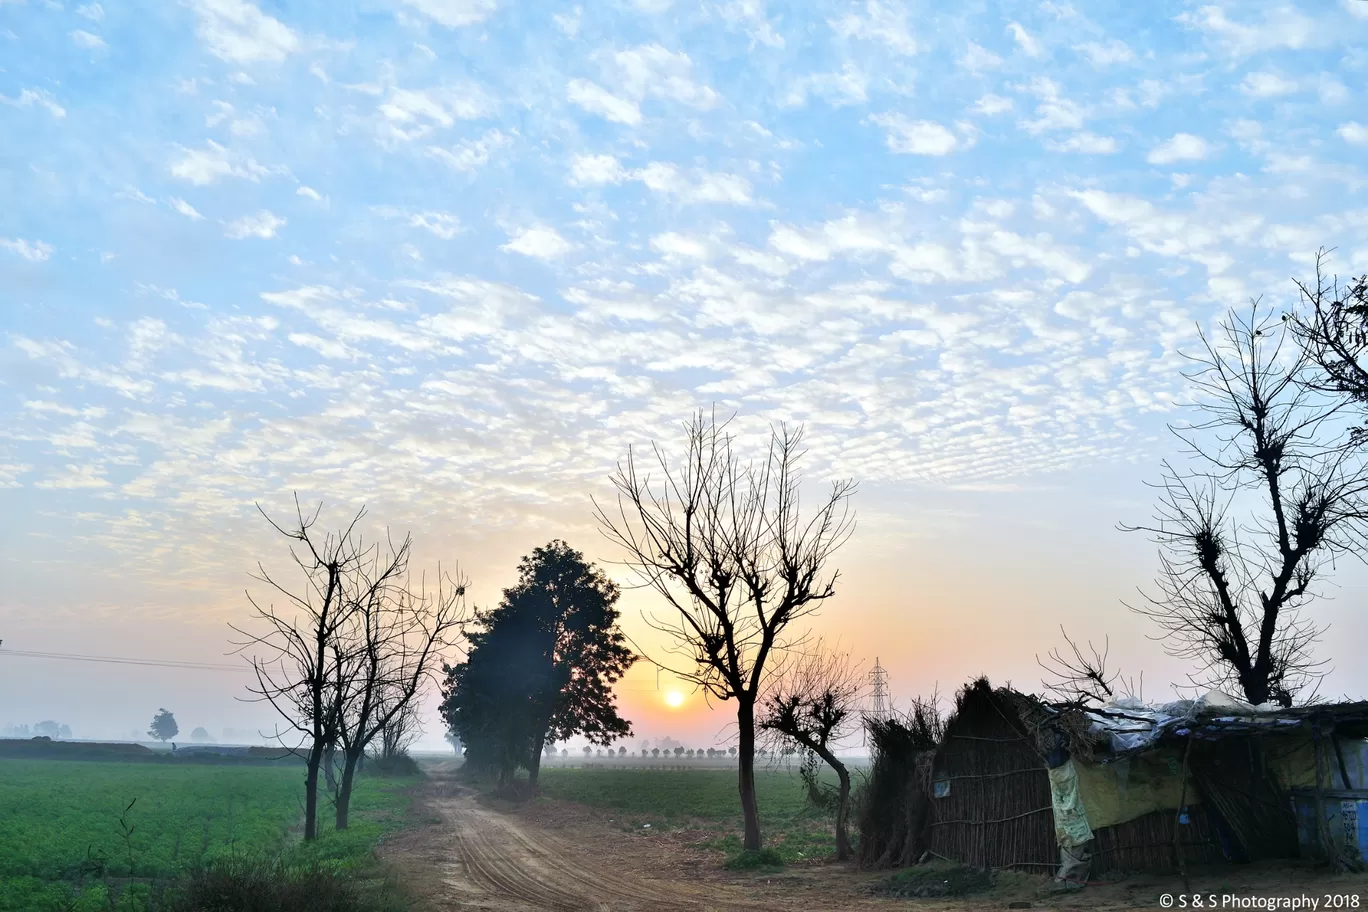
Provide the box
[3,0,1368,750]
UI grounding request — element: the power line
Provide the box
[0,648,247,672]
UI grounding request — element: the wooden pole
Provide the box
[1312,717,1339,873]
[1172,732,1194,891]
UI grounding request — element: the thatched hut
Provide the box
[921,678,1368,878]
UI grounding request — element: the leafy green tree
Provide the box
[441,541,636,784]
[147,709,178,743]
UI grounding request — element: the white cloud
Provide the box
[378,86,493,142]
[721,0,784,49]
[650,232,710,259]
[501,225,572,259]
[829,0,918,55]
[1076,39,1134,65]
[190,0,300,64]
[569,153,626,186]
[1240,71,1298,98]
[70,29,106,49]
[224,210,285,239]
[426,129,511,171]
[1,238,55,261]
[409,211,462,239]
[1339,122,1368,146]
[569,46,719,125]
[1178,4,1321,56]
[973,94,1013,115]
[34,464,110,490]
[169,141,269,185]
[612,45,719,110]
[870,114,961,155]
[1147,133,1212,164]
[1,88,66,118]
[784,64,868,108]
[1018,77,1085,133]
[399,0,499,27]
[960,41,1002,72]
[1006,21,1043,57]
[76,2,104,20]
[296,186,323,201]
[567,80,642,125]
[1047,132,1119,154]
[632,162,754,204]
[1318,76,1349,105]
[168,198,205,220]
[552,7,581,36]
[630,0,673,11]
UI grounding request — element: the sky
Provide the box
[2,0,1368,752]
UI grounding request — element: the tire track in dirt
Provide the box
[404,779,797,912]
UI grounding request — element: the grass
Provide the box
[534,767,843,864]
[0,757,418,912]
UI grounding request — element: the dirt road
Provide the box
[384,774,893,912]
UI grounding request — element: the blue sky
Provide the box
[3,0,1368,744]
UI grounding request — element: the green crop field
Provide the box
[0,757,415,912]
[534,767,848,862]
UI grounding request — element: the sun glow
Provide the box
[663,690,686,708]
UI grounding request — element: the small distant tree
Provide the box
[618,745,626,756]
[147,709,178,743]
[729,746,737,759]
[641,749,648,757]
[560,748,567,757]
[673,746,683,758]
[583,745,593,758]
[544,741,558,757]
[190,727,213,742]
[651,748,660,758]
[34,721,71,739]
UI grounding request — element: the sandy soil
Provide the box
[381,768,1368,912]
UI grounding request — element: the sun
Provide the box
[663,690,686,708]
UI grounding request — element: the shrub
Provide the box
[724,848,785,872]
[869,862,993,898]
[364,752,420,777]
[159,856,370,912]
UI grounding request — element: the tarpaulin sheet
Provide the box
[1048,759,1095,847]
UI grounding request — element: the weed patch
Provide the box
[724,848,785,872]
[869,862,994,898]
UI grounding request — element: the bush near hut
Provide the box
[855,698,943,868]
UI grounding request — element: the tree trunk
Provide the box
[737,699,762,851]
[529,732,545,786]
[336,748,360,831]
[833,758,852,861]
[304,744,323,841]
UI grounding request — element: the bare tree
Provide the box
[1038,627,1141,706]
[596,410,856,850]
[759,642,863,860]
[1289,249,1368,439]
[332,555,465,828]
[230,497,367,841]
[1123,305,1367,706]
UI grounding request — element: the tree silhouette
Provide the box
[760,643,863,859]
[441,541,635,784]
[597,410,856,850]
[147,709,178,743]
[1124,305,1368,705]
